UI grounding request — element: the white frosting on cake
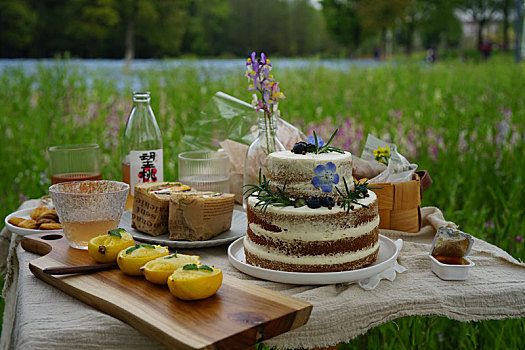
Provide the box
[248,215,379,242]
[247,193,377,241]
[268,150,354,197]
[244,235,379,265]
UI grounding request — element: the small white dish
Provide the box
[4,207,63,236]
[119,210,247,248]
[429,254,474,281]
[228,235,403,285]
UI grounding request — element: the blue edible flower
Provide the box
[307,135,324,147]
[312,162,339,193]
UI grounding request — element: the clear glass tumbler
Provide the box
[49,180,129,249]
[178,151,230,193]
[48,143,102,184]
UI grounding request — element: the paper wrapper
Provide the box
[131,182,191,236]
[219,140,248,204]
[169,192,235,241]
[361,134,417,184]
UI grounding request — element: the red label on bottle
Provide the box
[129,149,163,195]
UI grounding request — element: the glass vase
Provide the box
[243,113,285,192]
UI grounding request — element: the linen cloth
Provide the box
[1,201,525,350]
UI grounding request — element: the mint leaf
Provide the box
[108,228,124,239]
[125,243,155,255]
[164,252,178,259]
[125,244,140,254]
[198,265,213,272]
[183,264,199,271]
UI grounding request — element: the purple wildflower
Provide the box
[485,220,495,229]
[245,52,284,118]
[515,235,523,243]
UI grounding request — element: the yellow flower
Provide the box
[249,84,254,90]
[247,58,252,63]
[269,74,274,79]
[250,70,255,75]
[267,59,271,63]
[373,149,379,157]
[386,145,391,153]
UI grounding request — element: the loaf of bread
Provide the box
[169,192,235,241]
[131,182,191,236]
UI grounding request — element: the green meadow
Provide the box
[1,56,524,348]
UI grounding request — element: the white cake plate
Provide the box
[228,234,403,285]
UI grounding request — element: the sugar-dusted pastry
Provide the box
[169,192,235,241]
[131,182,191,236]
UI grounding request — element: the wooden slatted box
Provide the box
[370,172,422,233]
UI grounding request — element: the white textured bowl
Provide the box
[429,254,474,281]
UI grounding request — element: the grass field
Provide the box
[0,56,524,348]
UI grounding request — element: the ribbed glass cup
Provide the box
[178,151,230,193]
[49,180,129,250]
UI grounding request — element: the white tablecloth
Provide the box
[2,200,525,349]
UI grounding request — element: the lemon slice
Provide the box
[167,264,223,300]
[88,228,135,263]
[117,244,169,276]
[141,253,201,285]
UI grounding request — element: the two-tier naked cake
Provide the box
[244,141,380,273]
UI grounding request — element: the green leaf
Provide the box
[108,228,124,239]
[198,265,213,272]
[164,251,178,259]
[125,243,155,255]
[125,244,140,254]
[183,264,199,271]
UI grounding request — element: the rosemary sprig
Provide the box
[313,129,344,154]
[242,169,292,212]
[335,177,382,213]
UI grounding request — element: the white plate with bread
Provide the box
[119,210,247,248]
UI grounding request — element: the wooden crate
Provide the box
[370,173,422,233]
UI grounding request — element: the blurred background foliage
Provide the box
[0,0,521,59]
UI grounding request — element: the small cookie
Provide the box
[18,219,38,229]
[8,217,25,226]
[36,218,56,226]
[38,209,58,221]
[30,206,48,220]
[39,223,62,230]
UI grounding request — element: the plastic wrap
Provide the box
[361,134,417,184]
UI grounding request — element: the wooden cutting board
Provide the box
[21,233,312,350]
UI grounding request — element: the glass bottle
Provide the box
[122,91,163,210]
[243,113,285,195]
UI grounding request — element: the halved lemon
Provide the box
[167,264,223,300]
[117,244,169,276]
[141,253,201,285]
[88,228,135,263]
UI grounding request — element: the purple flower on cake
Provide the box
[307,135,324,147]
[312,162,339,192]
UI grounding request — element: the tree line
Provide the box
[0,0,520,59]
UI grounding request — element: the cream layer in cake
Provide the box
[245,192,379,272]
[268,151,353,200]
